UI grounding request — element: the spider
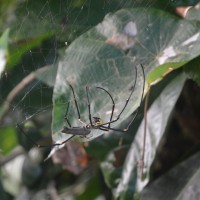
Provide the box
[17,64,145,148]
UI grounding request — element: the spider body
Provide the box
[93,117,103,125]
[62,126,91,135]
[62,117,105,136]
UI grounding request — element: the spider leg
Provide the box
[99,126,110,132]
[123,64,145,131]
[86,86,115,129]
[99,107,140,132]
[67,82,87,126]
[96,65,137,127]
[16,123,74,148]
[96,86,115,129]
[64,102,72,127]
[86,86,93,127]
[98,64,145,130]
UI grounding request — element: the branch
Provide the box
[0,66,50,123]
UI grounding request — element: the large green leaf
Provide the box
[52,55,144,143]
[51,8,200,146]
[115,72,187,199]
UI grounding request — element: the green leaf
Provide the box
[0,127,18,154]
[141,151,200,200]
[52,55,144,143]
[115,72,187,199]
[51,8,200,146]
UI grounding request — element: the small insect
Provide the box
[17,64,145,148]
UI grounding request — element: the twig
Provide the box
[0,66,49,123]
[0,147,25,166]
[138,85,151,179]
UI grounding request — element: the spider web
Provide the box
[0,0,174,148]
[1,0,197,199]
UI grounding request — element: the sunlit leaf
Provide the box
[0,29,9,76]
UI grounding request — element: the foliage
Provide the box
[0,0,200,200]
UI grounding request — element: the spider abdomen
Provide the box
[61,126,91,135]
